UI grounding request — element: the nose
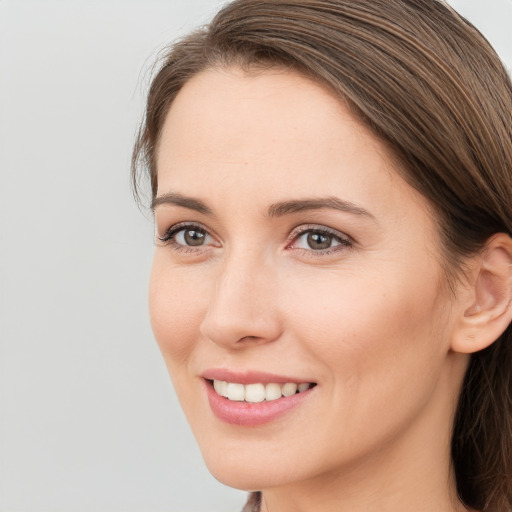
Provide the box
[199,252,282,349]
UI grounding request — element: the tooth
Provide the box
[216,380,310,402]
[298,383,310,393]
[282,383,298,397]
[245,383,266,403]
[265,383,282,401]
[226,382,245,401]
[213,380,228,397]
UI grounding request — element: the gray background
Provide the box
[0,1,510,511]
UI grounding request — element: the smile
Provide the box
[203,375,317,426]
[212,380,315,403]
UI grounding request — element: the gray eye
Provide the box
[307,232,333,250]
[176,228,209,246]
[294,230,342,251]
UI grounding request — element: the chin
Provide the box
[209,468,286,492]
[201,446,297,491]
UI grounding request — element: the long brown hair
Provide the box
[132,1,512,510]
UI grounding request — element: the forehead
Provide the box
[158,68,388,191]
[159,66,365,147]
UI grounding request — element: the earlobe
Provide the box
[451,233,512,354]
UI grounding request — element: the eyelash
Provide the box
[157,222,217,254]
[157,223,353,256]
[288,225,353,256]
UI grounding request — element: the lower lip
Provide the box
[204,380,315,426]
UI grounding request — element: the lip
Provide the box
[202,371,317,427]
[201,368,314,385]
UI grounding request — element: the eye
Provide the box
[290,226,352,254]
[297,231,339,250]
[158,223,218,251]
[175,227,209,246]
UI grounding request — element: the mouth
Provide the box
[209,379,316,403]
[202,371,318,426]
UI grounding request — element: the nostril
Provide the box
[238,335,259,342]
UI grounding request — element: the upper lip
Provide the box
[201,368,315,385]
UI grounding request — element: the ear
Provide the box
[451,233,512,354]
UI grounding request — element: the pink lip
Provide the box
[201,368,313,385]
[202,376,316,427]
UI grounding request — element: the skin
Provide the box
[150,67,476,512]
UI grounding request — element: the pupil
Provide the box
[307,232,331,250]
[185,229,205,246]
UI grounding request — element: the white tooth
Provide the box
[265,383,282,401]
[282,383,298,397]
[298,383,310,393]
[213,380,228,397]
[226,382,245,401]
[245,383,266,403]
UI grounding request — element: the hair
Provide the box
[132,1,512,510]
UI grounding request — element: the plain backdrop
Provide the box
[0,1,510,511]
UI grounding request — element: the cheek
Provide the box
[284,263,449,404]
[274,265,453,460]
[148,255,209,368]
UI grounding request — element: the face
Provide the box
[150,67,465,492]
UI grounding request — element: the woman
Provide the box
[132,1,512,511]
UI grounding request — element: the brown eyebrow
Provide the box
[152,192,374,220]
[151,192,212,214]
[267,196,375,219]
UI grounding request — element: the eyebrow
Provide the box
[152,192,374,219]
[267,196,374,219]
[151,192,212,214]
